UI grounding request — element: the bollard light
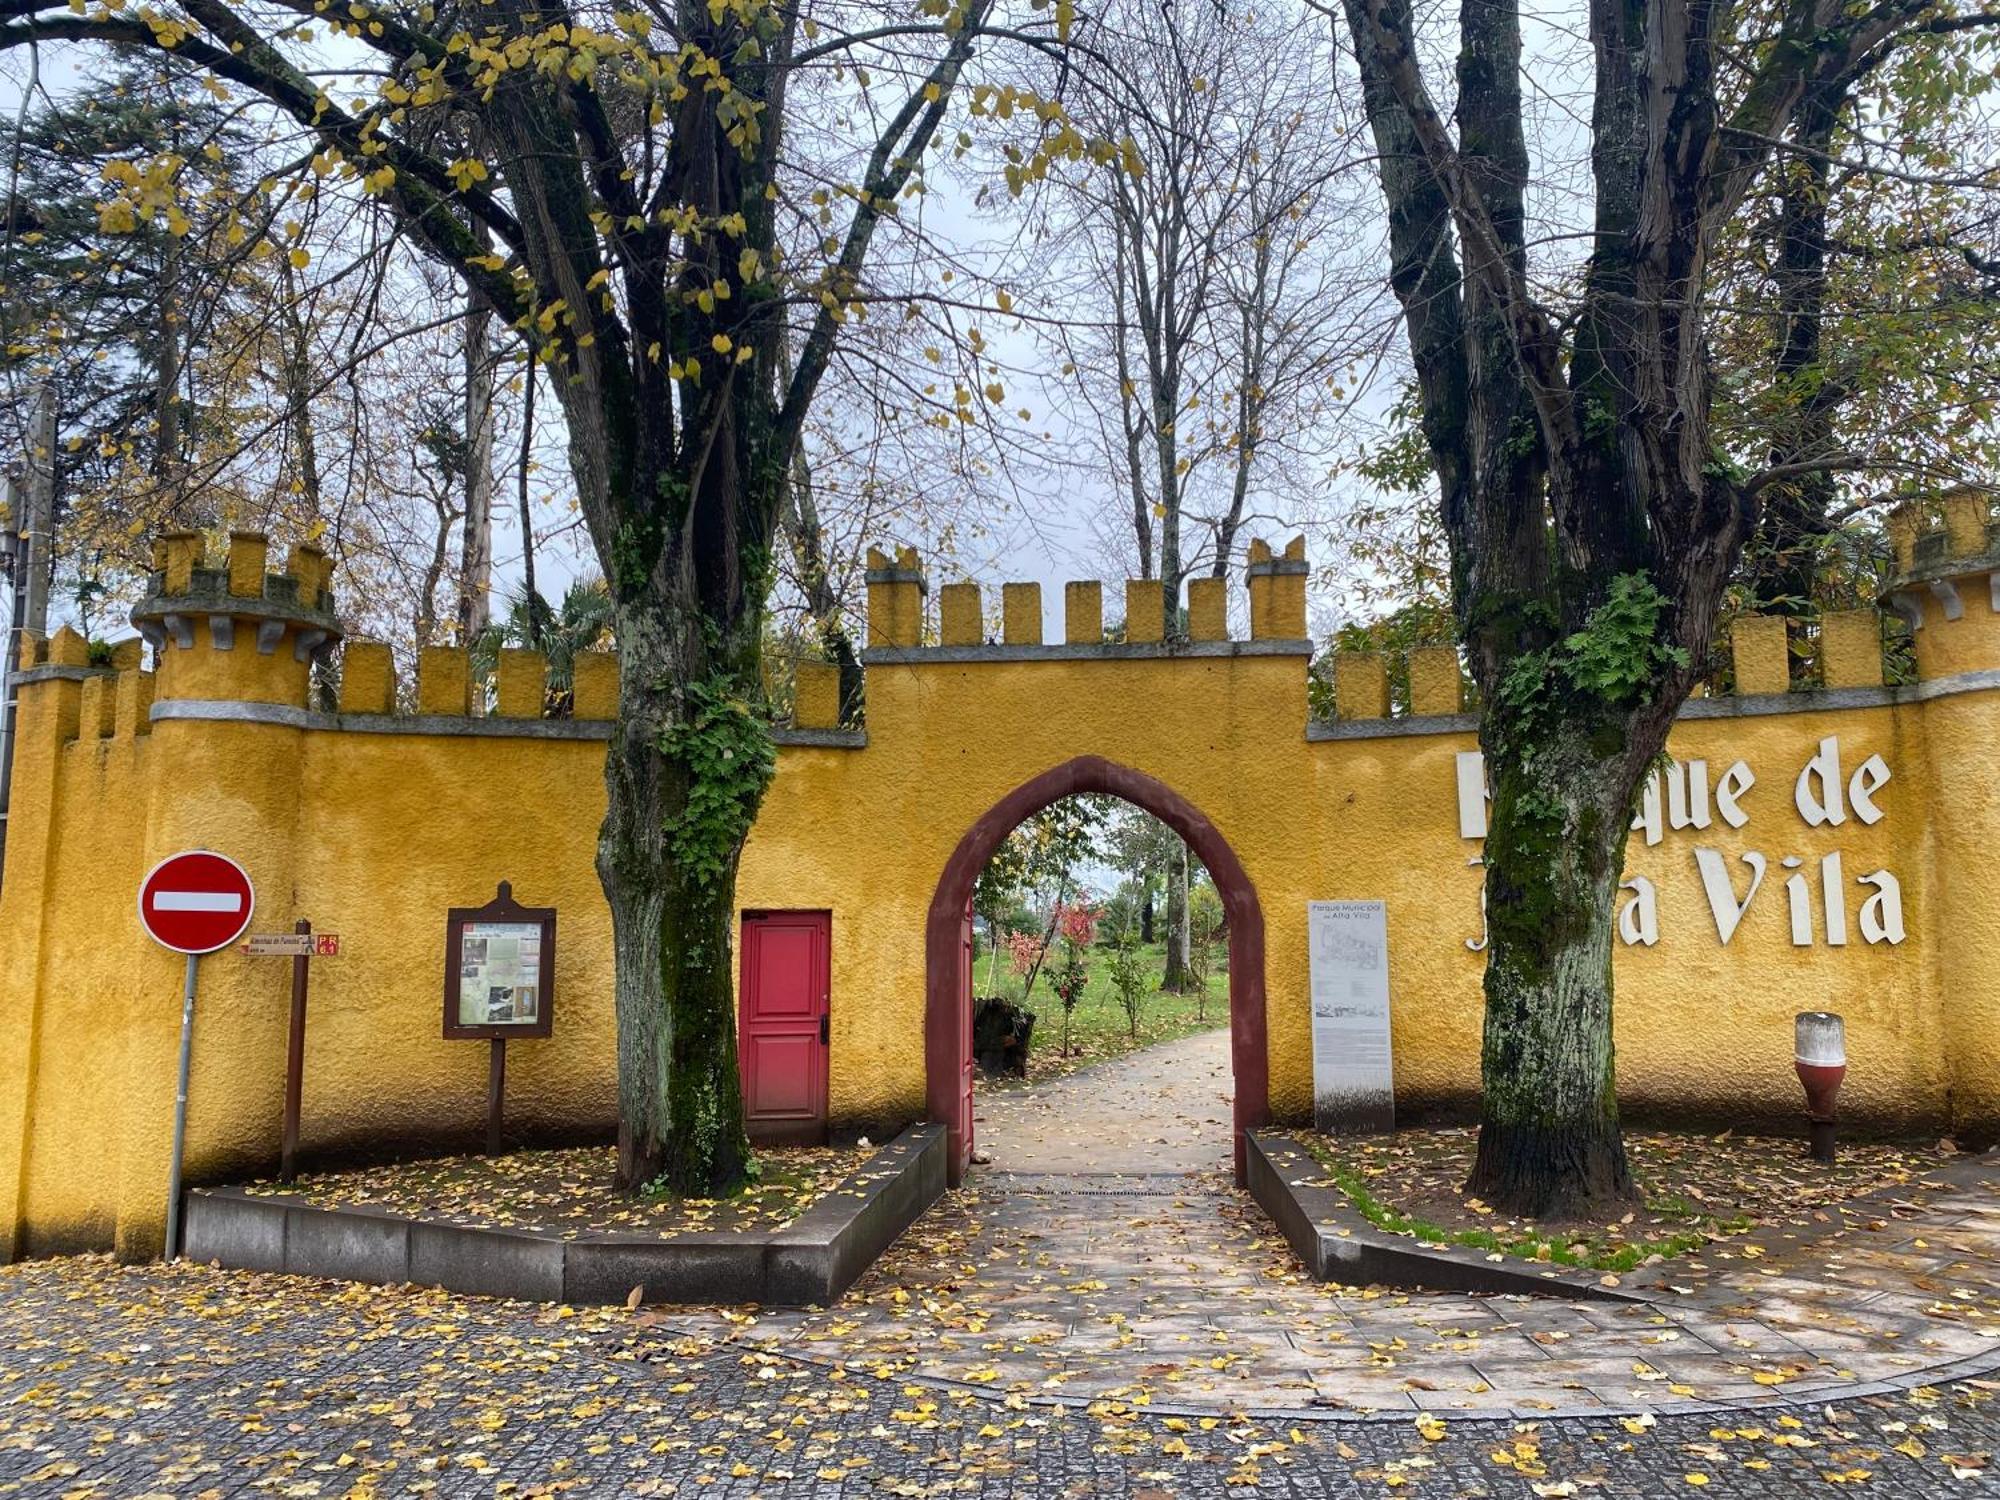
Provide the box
[1794,1011,1846,1163]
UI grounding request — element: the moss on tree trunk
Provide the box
[599,605,768,1196]
[1464,720,1637,1219]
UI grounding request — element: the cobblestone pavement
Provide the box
[6,1035,1999,1495]
[660,1034,2000,1416]
[2,1254,1999,1496]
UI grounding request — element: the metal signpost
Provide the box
[138,850,256,1259]
[241,921,341,1181]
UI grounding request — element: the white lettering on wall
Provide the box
[1822,849,1848,946]
[1632,776,1663,847]
[1850,754,1891,825]
[1782,856,1812,946]
[1695,848,1767,944]
[1452,736,1904,952]
[1633,760,1720,847]
[1795,736,1895,828]
[1618,876,1660,946]
[1716,760,1755,828]
[1859,869,1906,944]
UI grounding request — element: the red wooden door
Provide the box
[959,899,975,1164]
[739,911,830,1145]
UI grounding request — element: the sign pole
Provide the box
[164,951,199,1261]
[486,1038,506,1156]
[281,919,311,1182]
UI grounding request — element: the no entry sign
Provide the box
[138,851,256,955]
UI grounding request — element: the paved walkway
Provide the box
[3,1255,1996,1496]
[658,1030,2000,1418]
[974,1026,1235,1175]
[3,1035,1999,1493]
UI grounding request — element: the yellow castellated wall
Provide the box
[0,507,1997,1259]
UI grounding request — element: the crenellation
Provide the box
[417,647,473,716]
[227,532,269,598]
[1942,490,1992,558]
[793,661,841,730]
[1064,581,1102,645]
[1334,651,1388,720]
[130,530,344,708]
[938,582,983,646]
[112,668,154,738]
[864,545,926,649]
[287,542,334,611]
[1731,614,1792,696]
[1246,535,1309,640]
[1886,503,1922,574]
[47,626,89,670]
[341,641,396,715]
[1819,611,1885,690]
[1187,577,1227,642]
[495,648,549,719]
[1001,583,1042,645]
[572,652,619,721]
[1879,488,1999,680]
[1124,580,1164,643]
[76,675,115,740]
[161,531,203,595]
[1407,647,1463,716]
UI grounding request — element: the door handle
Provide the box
[819,1014,829,1046]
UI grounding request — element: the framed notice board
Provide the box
[443,881,556,1040]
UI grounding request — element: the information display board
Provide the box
[443,882,556,1040]
[1307,900,1394,1134]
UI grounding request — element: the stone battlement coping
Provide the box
[859,639,1315,665]
[140,697,866,748]
[1307,666,2000,740]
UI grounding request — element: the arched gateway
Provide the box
[924,756,1268,1184]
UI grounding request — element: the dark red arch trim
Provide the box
[925,754,1269,1186]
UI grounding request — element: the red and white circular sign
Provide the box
[138,851,256,955]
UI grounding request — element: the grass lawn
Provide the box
[971,936,1228,1083]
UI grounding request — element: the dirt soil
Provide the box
[245,1143,872,1240]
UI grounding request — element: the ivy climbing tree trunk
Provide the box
[598,602,768,1191]
[1337,0,1949,1216]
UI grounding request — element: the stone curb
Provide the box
[183,1124,946,1307]
[1245,1130,1652,1303]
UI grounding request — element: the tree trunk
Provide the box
[1463,717,1639,1220]
[1140,884,1155,945]
[598,607,755,1195]
[457,295,496,642]
[518,352,541,647]
[779,372,863,722]
[1161,842,1191,991]
[1747,95,1839,626]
